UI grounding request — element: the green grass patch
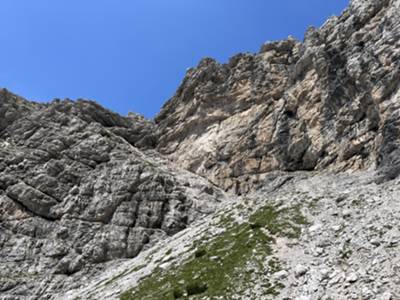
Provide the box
[217,212,235,227]
[249,204,308,239]
[120,204,307,300]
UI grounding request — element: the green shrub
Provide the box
[194,249,207,258]
[250,222,263,230]
[186,282,208,295]
[173,288,183,299]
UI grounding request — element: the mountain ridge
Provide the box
[1,0,400,298]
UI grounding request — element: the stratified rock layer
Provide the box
[0,90,226,299]
[1,0,400,299]
[156,0,400,194]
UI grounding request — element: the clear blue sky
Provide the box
[0,0,349,118]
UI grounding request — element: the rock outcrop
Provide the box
[0,90,226,299]
[1,0,400,299]
[156,0,400,194]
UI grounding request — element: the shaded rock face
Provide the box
[0,89,226,299]
[156,0,400,194]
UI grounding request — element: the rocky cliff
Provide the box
[156,0,400,193]
[1,0,400,299]
[0,90,226,299]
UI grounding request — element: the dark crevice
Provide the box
[6,194,60,222]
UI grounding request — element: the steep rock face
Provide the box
[1,0,400,299]
[156,0,400,194]
[0,90,226,299]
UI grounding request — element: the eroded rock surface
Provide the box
[0,90,226,299]
[1,0,400,299]
[156,0,400,194]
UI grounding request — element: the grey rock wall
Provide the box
[0,90,226,299]
[1,0,400,298]
[156,0,400,194]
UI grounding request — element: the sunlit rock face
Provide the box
[0,90,226,299]
[1,0,400,298]
[156,0,400,194]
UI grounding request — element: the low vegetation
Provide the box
[120,203,307,299]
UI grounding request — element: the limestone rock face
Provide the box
[1,0,400,299]
[0,90,226,299]
[156,0,400,194]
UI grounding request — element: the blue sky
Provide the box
[0,0,349,118]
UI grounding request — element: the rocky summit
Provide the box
[1,0,400,299]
